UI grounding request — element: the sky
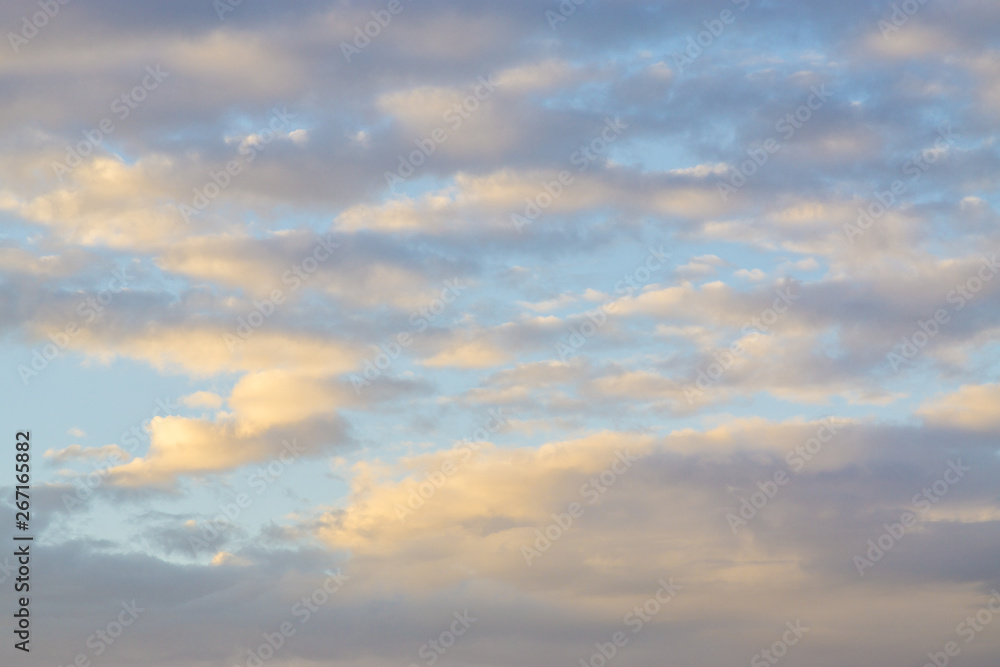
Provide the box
[1,0,1000,665]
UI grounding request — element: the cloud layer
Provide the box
[1,0,999,665]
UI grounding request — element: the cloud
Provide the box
[45,443,130,464]
[918,383,1000,432]
[2,1,1000,664]
[180,391,224,410]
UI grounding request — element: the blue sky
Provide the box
[2,0,1000,666]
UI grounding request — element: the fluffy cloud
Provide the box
[2,0,999,665]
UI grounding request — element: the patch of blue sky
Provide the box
[606,133,711,173]
[381,173,454,201]
[0,346,202,484]
[0,214,44,244]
